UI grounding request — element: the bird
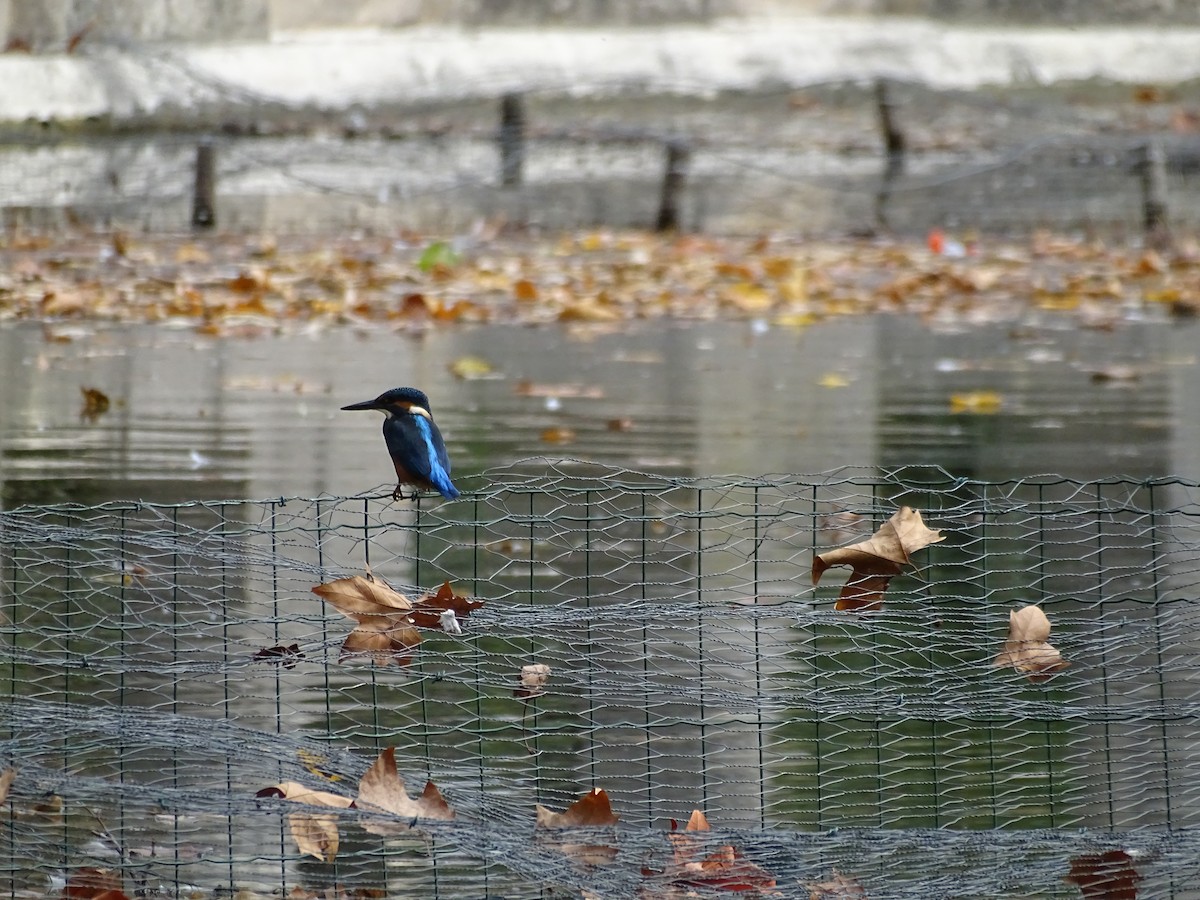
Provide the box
[341,387,460,501]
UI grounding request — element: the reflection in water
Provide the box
[2,316,1200,895]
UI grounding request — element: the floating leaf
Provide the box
[994,605,1070,682]
[949,391,1003,414]
[536,788,618,829]
[255,782,353,863]
[807,869,869,898]
[253,644,304,668]
[536,788,619,867]
[812,507,944,611]
[1067,849,1141,899]
[449,355,497,380]
[408,580,484,630]
[540,427,577,444]
[312,574,420,665]
[80,386,111,422]
[356,747,455,835]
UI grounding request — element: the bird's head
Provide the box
[341,386,433,419]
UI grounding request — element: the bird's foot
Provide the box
[391,485,409,501]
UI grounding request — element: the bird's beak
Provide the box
[341,399,381,411]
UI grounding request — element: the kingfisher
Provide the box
[341,387,460,501]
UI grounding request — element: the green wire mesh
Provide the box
[1,462,1198,897]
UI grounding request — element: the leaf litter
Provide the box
[3,230,1197,336]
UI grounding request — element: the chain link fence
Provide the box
[1,463,1198,897]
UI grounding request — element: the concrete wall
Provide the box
[1,0,1193,51]
[5,0,268,51]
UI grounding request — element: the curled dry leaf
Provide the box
[516,663,551,699]
[994,605,1070,682]
[643,808,777,894]
[253,644,304,668]
[357,747,454,835]
[407,580,485,630]
[536,788,619,829]
[536,788,620,868]
[254,781,353,863]
[1066,849,1142,899]
[312,573,421,665]
[80,386,111,422]
[812,507,944,611]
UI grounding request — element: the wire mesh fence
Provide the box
[2,72,1198,237]
[1,462,1198,897]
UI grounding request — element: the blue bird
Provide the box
[342,387,460,501]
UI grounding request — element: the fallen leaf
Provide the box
[949,391,1003,414]
[536,788,618,829]
[812,507,944,611]
[807,869,868,898]
[540,427,577,444]
[407,580,484,630]
[536,788,620,868]
[994,605,1070,682]
[297,748,342,783]
[63,868,130,900]
[312,574,421,665]
[255,781,353,863]
[607,417,635,432]
[818,373,850,388]
[0,768,12,804]
[80,386,111,422]
[449,355,497,380]
[516,381,606,399]
[516,663,551,699]
[1067,849,1141,899]
[253,644,304,668]
[644,808,777,894]
[356,747,455,834]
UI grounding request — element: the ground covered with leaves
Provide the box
[1,228,1197,338]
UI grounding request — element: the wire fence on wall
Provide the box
[1,463,1198,898]
[0,72,1195,238]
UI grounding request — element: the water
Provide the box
[4,315,1200,896]
[1,313,1198,507]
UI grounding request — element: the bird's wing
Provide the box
[384,415,458,498]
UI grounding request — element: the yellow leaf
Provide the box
[449,355,497,380]
[818,373,849,388]
[949,391,1003,414]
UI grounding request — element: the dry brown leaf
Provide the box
[312,574,421,665]
[357,747,454,834]
[80,386,111,422]
[255,781,353,863]
[540,427,577,444]
[63,868,130,900]
[0,767,13,805]
[995,605,1070,682]
[812,507,944,611]
[253,644,304,668]
[536,788,620,868]
[448,355,497,380]
[516,663,551,699]
[407,580,485,630]
[807,869,868,898]
[536,788,619,829]
[645,808,777,894]
[1066,849,1142,899]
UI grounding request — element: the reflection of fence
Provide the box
[0,78,1196,238]
[2,463,1199,897]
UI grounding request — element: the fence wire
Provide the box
[1,75,1196,237]
[0,462,1198,898]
